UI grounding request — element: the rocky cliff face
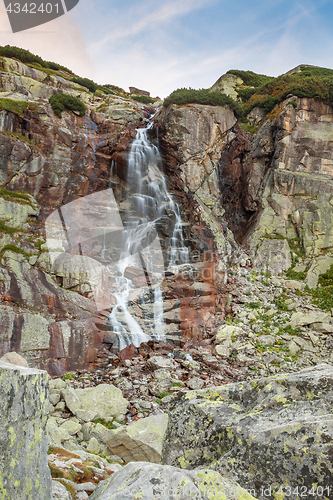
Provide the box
[2,56,333,379]
[0,56,153,375]
[157,96,333,288]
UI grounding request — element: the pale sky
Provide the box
[0,0,333,97]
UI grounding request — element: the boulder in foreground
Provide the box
[0,361,52,500]
[89,461,257,500]
[162,364,333,499]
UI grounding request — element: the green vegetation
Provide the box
[0,98,36,117]
[240,65,333,115]
[304,264,333,310]
[62,372,75,380]
[0,244,29,258]
[274,296,289,311]
[245,301,260,309]
[239,123,258,134]
[49,94,86,118]
[164,66,333,120]
[163,88,242,116]
[288,237,305,258]
[1,44,123,97]
[285,268,306,281]
[131,95,155,104]
[287,100,298,108]
[0,220,17,236]
[72,76,98,93]
[0,188,32,205]
[0,45,73,74]
[104,84,124,93]
[226,314,233,324]
[157,391,172,399]
[171,381,182,388]
[93,418,117,430]
[283,324,301,336]
[49,463,64,479]
[226,69,274,88]
[0,131,39,151]
[72,77,116,95]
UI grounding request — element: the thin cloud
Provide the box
[92,0,217,49]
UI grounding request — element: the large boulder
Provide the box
[162,364,333,499]
[101,413,168,463]
[62,384,129,421]
[0,361,52,499]
[89,462,257,500]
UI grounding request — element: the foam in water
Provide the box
[107,125,189,349]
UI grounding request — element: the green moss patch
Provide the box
[0,98,36,117]
[0,244,30,259]
[0,131,40,151]
[239,123,259,134]
[93,418,117,430]
[0,220,17,236]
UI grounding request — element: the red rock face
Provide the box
[0,103,151,375]
[215,126,257,243]
[0,101,230,373]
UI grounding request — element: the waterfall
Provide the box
[106,125,189,349]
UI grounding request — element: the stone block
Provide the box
[0,361,52,499]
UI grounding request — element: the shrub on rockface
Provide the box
[227,69,274,88]
[163,88,242,116]
[165,66,333,118]
[240,66,333,114]
[49,94,86,118]
[0,45,73,74]
[132,95,155,104]
[72,77,98,93]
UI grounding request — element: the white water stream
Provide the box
[106,125,189,350]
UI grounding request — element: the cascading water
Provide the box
[106,123,189,350]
